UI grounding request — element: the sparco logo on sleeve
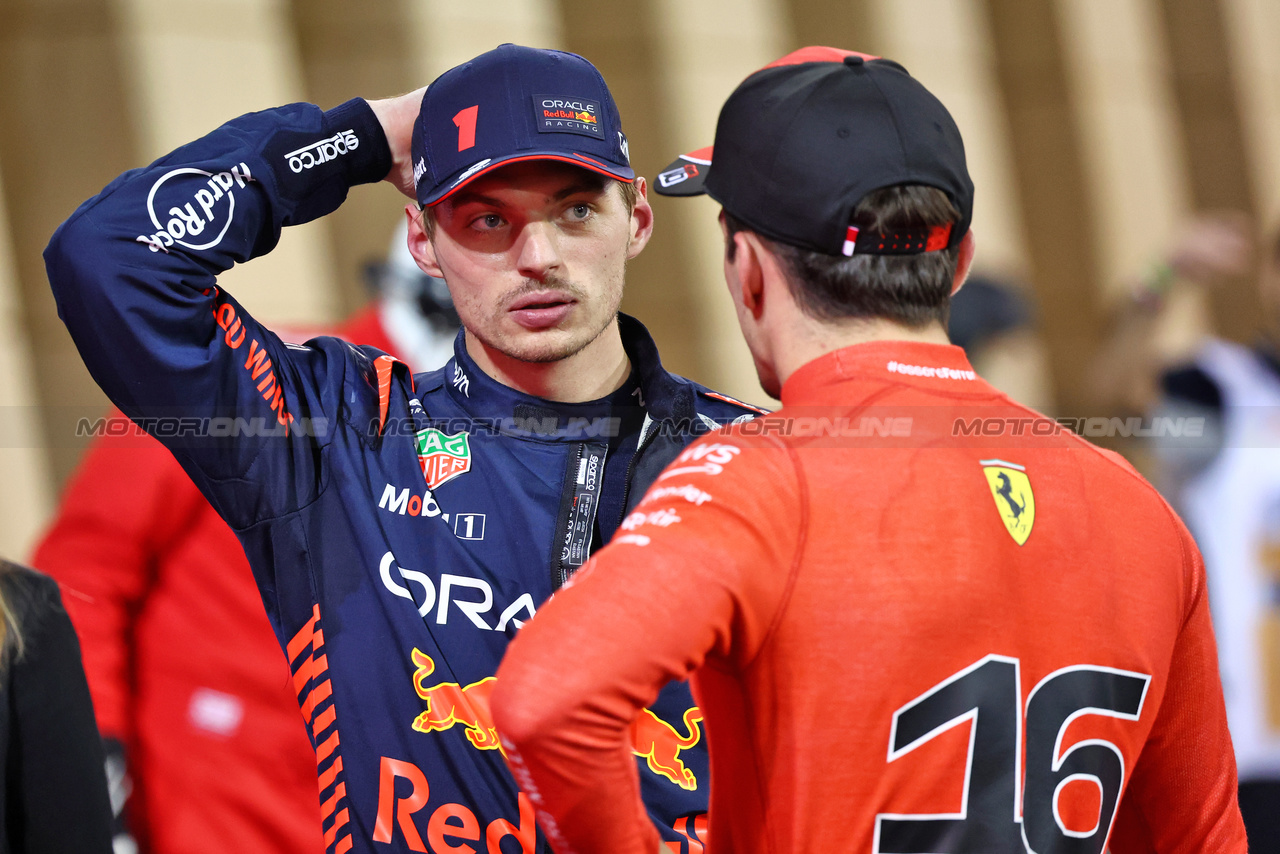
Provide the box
[135,163,252,253]
[284,129,359,173]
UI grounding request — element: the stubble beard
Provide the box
[470,272,623,365]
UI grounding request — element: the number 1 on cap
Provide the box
[453,105,479,152]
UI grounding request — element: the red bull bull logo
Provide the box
[408,650,703,788]
[410,648,500,749]
[630,706,703,790]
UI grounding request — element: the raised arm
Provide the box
[43,96,404,526]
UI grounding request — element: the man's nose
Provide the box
[515,221,563,282]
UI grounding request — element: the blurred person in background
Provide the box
[30,233,457,854]
[1125,213,1280,853]
[1090,212,1253,418]
[0,559,113,852]
[947,272,1053,413]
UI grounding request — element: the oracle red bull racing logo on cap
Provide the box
[416,427,471,489]
[534,95,603,138]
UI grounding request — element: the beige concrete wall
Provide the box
[0,165,54,561]
[0,1,142,490]
[1222,0,1280,228]
[1056,0,1191,301]
[647,0,793,408]
[406,0,564,82]
[870,0,1029,280]
[113,0,339,326]
[288,0,418,316]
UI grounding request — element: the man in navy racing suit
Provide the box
[45,44,762,853]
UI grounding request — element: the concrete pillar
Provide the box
[405,0,563,82]
[638,0,793,407]
[0,1,138,486]
[984,0,1104,414]
[787,0,882,56]
[1222,0,1280,226]
[112,0,340,328]
[1055,0,1191,300]
[288,0,421,316]
[0,164,55,561]
[1158,0,1261,341]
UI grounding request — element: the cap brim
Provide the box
[653,147,713,197]
[422,151,635,207]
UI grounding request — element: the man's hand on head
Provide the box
[367,88,427,200]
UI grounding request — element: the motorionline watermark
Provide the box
[62,411,1207,444]
[953,415,1205,439]
[76,415,331,439]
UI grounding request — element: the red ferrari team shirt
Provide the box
[494,339,1247,854]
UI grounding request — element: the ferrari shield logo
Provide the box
[981,459,1035,545]
[416,428,471,489]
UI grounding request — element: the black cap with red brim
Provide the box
[654,146,713,197]
[653,46,973,257]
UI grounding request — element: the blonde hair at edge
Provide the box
[0,563,25,665]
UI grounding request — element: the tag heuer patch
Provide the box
[980,459,1035,545]
[533,95,603,138]
[417,428,471,489]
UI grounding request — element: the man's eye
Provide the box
[569,204,592,220]
[473,213,504,230]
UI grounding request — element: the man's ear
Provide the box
[626,177,654,260]
[951,229,976,296]
[734,231,768,319]
[406,205,444,278]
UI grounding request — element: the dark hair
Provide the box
[724,184,961,327]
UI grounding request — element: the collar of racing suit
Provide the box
[438,313,697,441]
[780,338,996,408]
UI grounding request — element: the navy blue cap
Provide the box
[411,44,635,208]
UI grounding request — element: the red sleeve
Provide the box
[492,435,802,853]
[28,414,206,740]
[1109,523,1248,852]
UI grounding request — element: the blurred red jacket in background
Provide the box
[32,308,397,854]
